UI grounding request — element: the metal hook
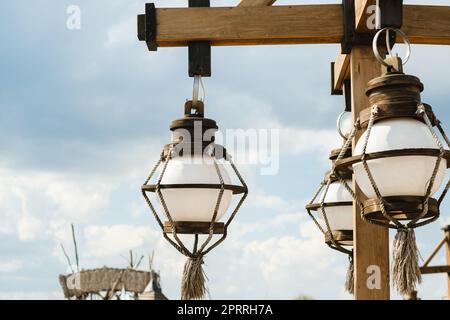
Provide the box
[373,27,411,68]
[192,75,206,107]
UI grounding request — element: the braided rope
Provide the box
[306,181,327,235]
[196,159,225,255]
[407,105,445,228]
[317,174,352,254]
[156,152,193,257]
[203,159,248,256]
[360,106,403,229]
[333,118,377,226]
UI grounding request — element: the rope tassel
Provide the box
[392,228,422,295]
[181,256,208,300]
[345,256,354,294]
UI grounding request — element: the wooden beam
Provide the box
[351,45,390,300]
[422,237,446,267]
[420,266,450,274]
[333,53,351,93]
[238,0,277,7]
[155,5,343,47]
[355,0,376,33]
[153,5,450,47]
[403,5,450,45]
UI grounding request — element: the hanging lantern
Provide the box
[141,97,248,300]
[334,28,450,296]
[306,142,355,293]
[307,148,354,249]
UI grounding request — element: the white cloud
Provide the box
[17,215,44,241]
[84,224,159,258]
[0,259,24,273]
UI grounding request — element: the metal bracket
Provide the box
[341,0,372,54]
[341,0,402,54]
[137,3,157,51]
[189,0,211,77]
[376,0,403,30]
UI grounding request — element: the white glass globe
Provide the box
[159,155,233,222]
[318,179,353,231]
[353,118,446,199]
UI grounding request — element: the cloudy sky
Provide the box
[1,0,450,300]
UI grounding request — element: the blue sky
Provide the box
[1,0,450,300]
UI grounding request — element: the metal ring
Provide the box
[337,111,350,139]
[373,27,411,68]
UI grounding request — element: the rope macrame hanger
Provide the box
[142,140,248,300]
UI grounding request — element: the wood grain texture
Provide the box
[350,45,390,300]
[155,5,343,47]
[403,5,450,45]
[153,5,450,47]
[238,0,276,7]
[333,53,351,92]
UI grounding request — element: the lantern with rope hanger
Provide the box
[306,108,357,294]
[334,27,450,296]
[141,76,248,300]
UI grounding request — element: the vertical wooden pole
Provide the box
[445,225,450,299]
[350,45,390,300]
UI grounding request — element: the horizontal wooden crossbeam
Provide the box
[152,4,450,48]
[155,5,343,47]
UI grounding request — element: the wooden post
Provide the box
[445,225,450,299]
[350,45,390,300]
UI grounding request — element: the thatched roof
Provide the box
[59,267,152,299]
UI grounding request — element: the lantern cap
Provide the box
[365,72,423,97]
[359,70,433,128]
[170,100,218,132]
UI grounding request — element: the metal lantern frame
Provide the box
[306,147,354,255]
[334,28,450,232]
[141,101,248,261]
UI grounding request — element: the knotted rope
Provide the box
[345,253,354,294]
[141,145,248,300]
[333,103,450,296]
